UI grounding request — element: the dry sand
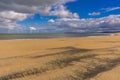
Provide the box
[0,34,120,80]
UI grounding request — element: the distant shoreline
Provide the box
[0,32,115,40]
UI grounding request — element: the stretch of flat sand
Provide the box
[0,34,120,80]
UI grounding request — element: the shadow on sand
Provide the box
[0,46,120,80]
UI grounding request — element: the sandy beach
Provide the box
[0,34,120,80]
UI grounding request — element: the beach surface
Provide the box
[0,34,120,80]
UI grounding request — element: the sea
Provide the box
[0,33,114,40]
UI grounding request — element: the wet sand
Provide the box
[0,34,120,80]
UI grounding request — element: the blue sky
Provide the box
[0,0,120,33]
[66,0,120,18]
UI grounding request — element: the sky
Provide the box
[0,0,120,33]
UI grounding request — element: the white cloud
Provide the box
[29,27,37,31]
[1,0,120,33]
[48,19,55,23]
[50,15,120,32]
[88,12,101,16]
[0,11,29,30]
[0,11,28,21]
[101,7,120,12]
[0,0,77,32]
[0,18,19,30]
[0,0,76,15]
[50,5,79,18]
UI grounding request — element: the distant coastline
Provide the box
[0,32,117,40]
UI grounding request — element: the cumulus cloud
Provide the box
[29,27,37,31]
[0,11,29,31]
[50,5,79,18]
[0,0,78,33]
[0,17,20,30]
[50,15,120,32]
[0,0,76,15]
[48,19,55,23]
[0,11,28,21]
[101,7,120,12]
[1,0,120,33]
[88,12,101,16]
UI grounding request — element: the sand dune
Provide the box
[0,35,120,80]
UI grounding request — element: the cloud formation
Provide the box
[0,11,28,21]
[0,0,120,33]
[0,0,77,16]
[0,10,28,32]
[0,0,78,32]
[88,12,101,16]
[48,19,55,23]
[29,27,37,31]
[50,15,120,32]
[101,7,120,12]
[50,5,79,18]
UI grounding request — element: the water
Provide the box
[0,33,112,40]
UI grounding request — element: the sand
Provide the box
[90,66,120,80]
[0,35,120,80]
